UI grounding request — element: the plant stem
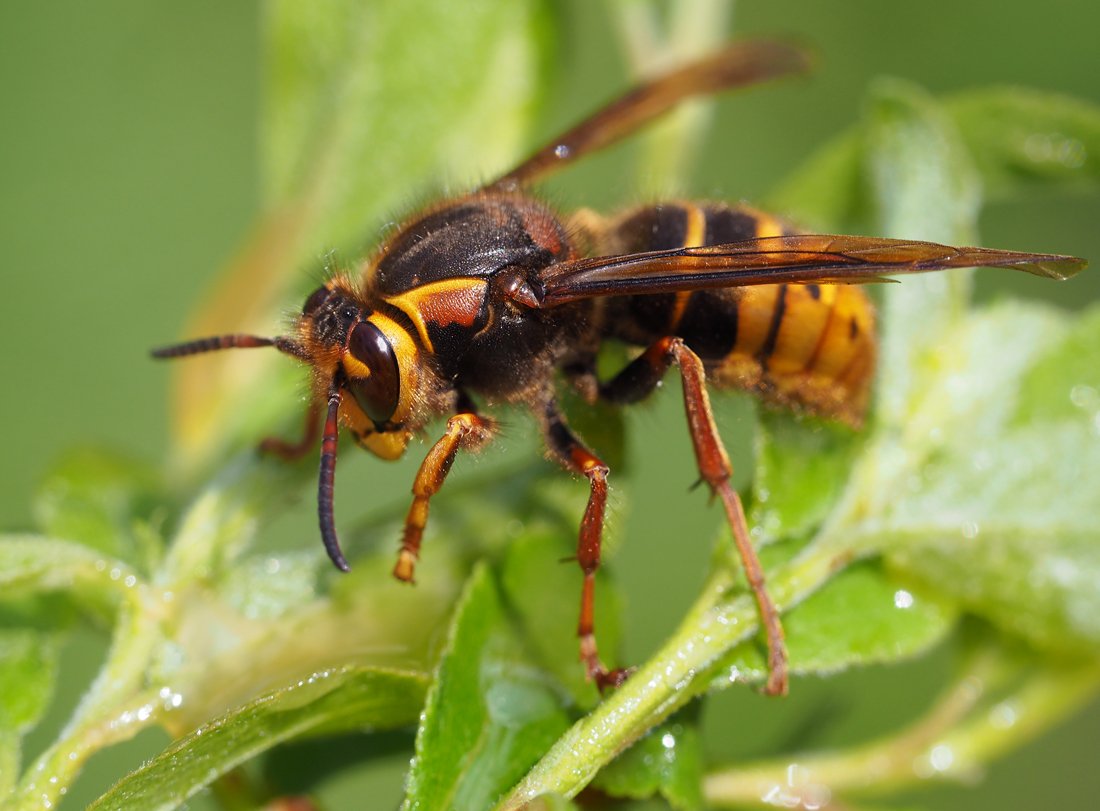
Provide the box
[12,594,166,810]
[702,654,1100,807]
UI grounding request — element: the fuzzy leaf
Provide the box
[0,535,139,612]
[878,304,1100,653]
[88,666,427,811]
[713,563,957,685]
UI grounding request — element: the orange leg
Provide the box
[394,411,494,583]
[542,400,628,691]
[601,337,788,696]
[259,400,322,460]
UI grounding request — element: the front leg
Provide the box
[394,408,494,583]
[259,399,322,460]
[541,399,627,691]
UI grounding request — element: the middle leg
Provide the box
[540,399,627,691]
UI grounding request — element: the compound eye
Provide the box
[346,321,400,424]
[302,286,329,315]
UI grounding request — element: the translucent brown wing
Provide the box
[484,40,811,192]
[535,234,1087,306]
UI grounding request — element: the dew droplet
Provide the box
[894,589,915,609]
[929,743,955,772]
[1070,384,1098,410]
[554,144,571,159]
[990,701,1019,729]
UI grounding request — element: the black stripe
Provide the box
[703,205,758,244]
[677,291,739,359]
[757,284,788,369]
[617,204,690,252]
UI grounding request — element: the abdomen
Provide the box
[591,201,876,425]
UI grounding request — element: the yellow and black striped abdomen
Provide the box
[598,201,876,425]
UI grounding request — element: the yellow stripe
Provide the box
[668,203,708,330]
[752,212,786,239]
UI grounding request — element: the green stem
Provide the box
[12,591,167,810]
[702,655,1100,807]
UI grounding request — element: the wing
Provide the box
[484,41,810,192]
[535,234,1087,306]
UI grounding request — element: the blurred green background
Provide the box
[1,0,1098,808]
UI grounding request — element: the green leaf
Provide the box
[161,454,305,583]
[0,631,59,734]
[0,535,140,613]
[0,629,61,796]
[266,0,552,252]
[701,645,1100,807]
[33,449,163,567]
[593,707,704,811]
[749,413,862,545]
[714,563,957,685]
[403,564,572,811]
[1013,305,1100,425]
[88,666,427,811]
[878,303,1100,653]
[863,79,982,429]
[948,88,1100,198]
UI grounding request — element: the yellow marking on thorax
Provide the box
[383,278,489,352]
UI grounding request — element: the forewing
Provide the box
[536,234,1086,306]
